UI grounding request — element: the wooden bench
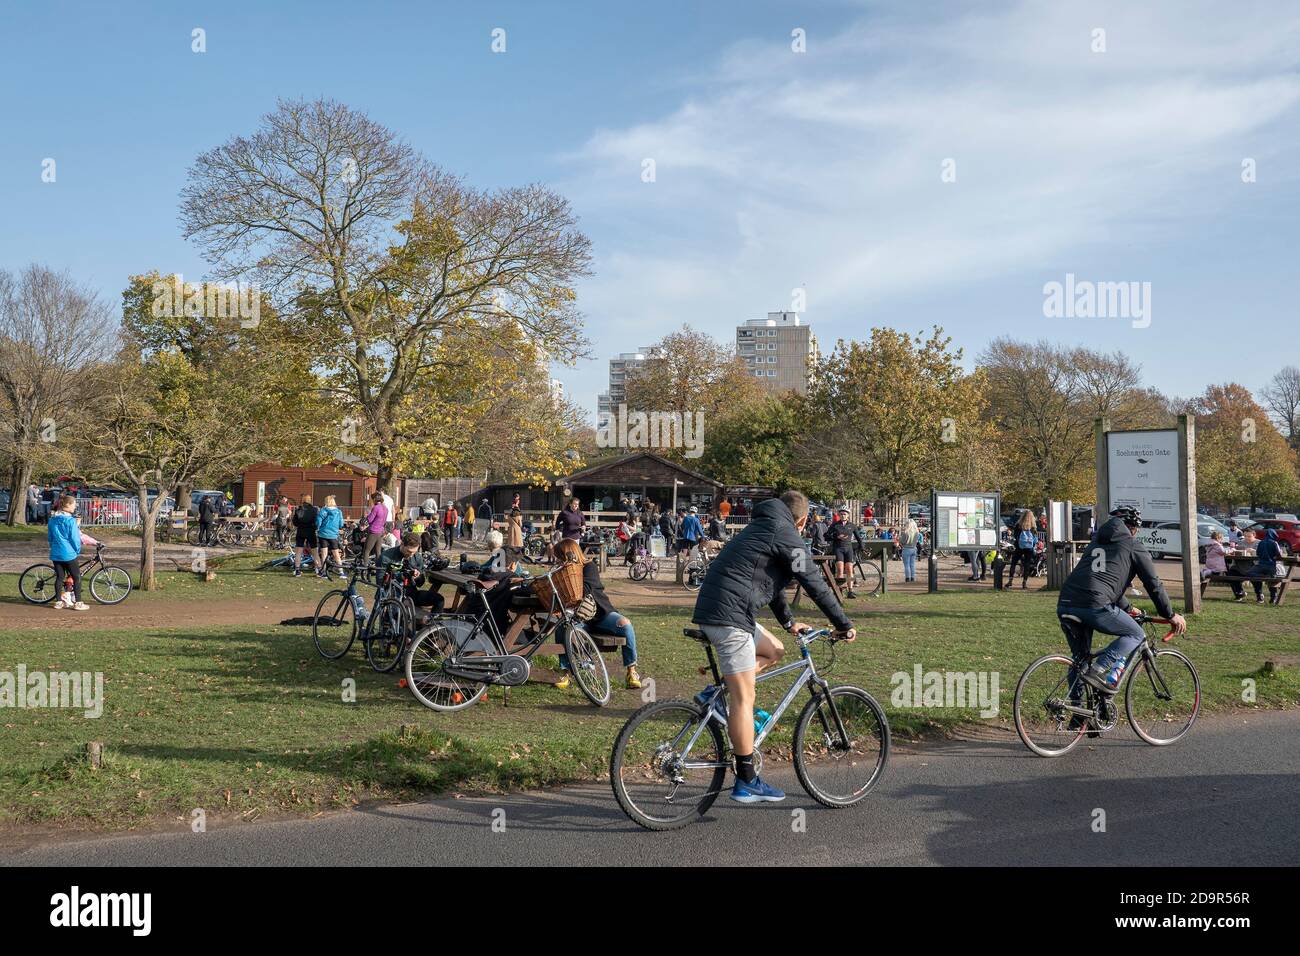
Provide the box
[1201,564,1292,604]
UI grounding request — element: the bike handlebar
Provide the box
[1132,612,1178,642]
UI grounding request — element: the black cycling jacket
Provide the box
[1058,517,1175,619]
[692,498,852,635]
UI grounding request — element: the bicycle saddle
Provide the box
[683,627,709,643]
[1058,614,1089,643]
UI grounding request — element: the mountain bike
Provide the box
[1013,610,1199,757]
[404,559,610,711]
[611,627,890,830]
[19,543,133,605]
[311,560,418,672]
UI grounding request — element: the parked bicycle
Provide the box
[18,543,133,605]
[628,543,660,581]
[610,626,890,830]
[682,545,712,591]
[311,560,419,672]
[404,558,610,711]
[1012,610,1199,757]
[850,544,885,596]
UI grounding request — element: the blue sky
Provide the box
[3,0,1299,422]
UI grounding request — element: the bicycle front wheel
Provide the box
[90,566,132,604]
[563,623,611,706]
[611,699,728,831]
[404,619,490,712]
[365,597,412,673]
[312,589,357,659]
[18,563,58,604]
[1125,649,1200,745]
[793,685,890,807]
[1013,654,1088,756]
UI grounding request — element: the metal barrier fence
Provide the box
[73,496,173,528]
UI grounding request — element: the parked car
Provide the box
[1141,519,1227,560]
[1248,518,1300,552]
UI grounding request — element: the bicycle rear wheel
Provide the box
[90,565,132,604]
[853,560,884,596]
[312,589,357,659]
[1013,654,1088,756]
[793,685,890,807]
[18,563,58,604]
[404,619,490,712]
[1125,649,1200,745]
[365,596,412,672]
[611,699,728,831]
[563,622,610,706]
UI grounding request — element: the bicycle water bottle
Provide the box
[754,709,771,735]
[350,593,368,622]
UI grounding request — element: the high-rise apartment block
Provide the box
[736,311,817,394]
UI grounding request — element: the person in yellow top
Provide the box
[464,503,476,541]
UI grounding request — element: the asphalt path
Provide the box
[4,709,1296,867]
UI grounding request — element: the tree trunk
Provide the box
[137,485,159,591]
[175,480,193,515]
[5,458,34,527]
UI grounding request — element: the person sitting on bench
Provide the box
[1202,530,1243,601]
[1246,528,1287,605]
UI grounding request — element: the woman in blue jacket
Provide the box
[315,495,345,578]
[48,494,89,610]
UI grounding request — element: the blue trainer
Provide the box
[731,776,786,803]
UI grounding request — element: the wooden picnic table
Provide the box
[790,553,846,608]
[1202,552,1295,604]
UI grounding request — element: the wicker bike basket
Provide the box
[529,558,585,609]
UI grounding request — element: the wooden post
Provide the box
[1094,417,1111,517]
[1178,414,1202,613]
[84,741,103,769]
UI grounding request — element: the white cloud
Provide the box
[559,0,1300,413]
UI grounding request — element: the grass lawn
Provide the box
[2,553,1297,829]
[0,523,45,542]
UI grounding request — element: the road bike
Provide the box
[404,559,610,711]
[1013,610,1199,757]
[19,543,133,605]
[610,627,890,830]
[311,560,419,672]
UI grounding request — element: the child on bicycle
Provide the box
[48,495,89,611]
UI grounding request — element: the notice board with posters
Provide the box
[1106,429,1180,523]
[930,490,1002,551]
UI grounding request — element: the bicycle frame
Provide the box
[436,562,579,663]
[679,632,847,770]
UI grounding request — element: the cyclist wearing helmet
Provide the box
[1057,506,1186,694]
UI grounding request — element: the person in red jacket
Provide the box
[442,502,457,550]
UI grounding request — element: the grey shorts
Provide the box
[700,624,757,676]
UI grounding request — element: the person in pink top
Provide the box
[1202,529,1243,601]
[362,492,389,566]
